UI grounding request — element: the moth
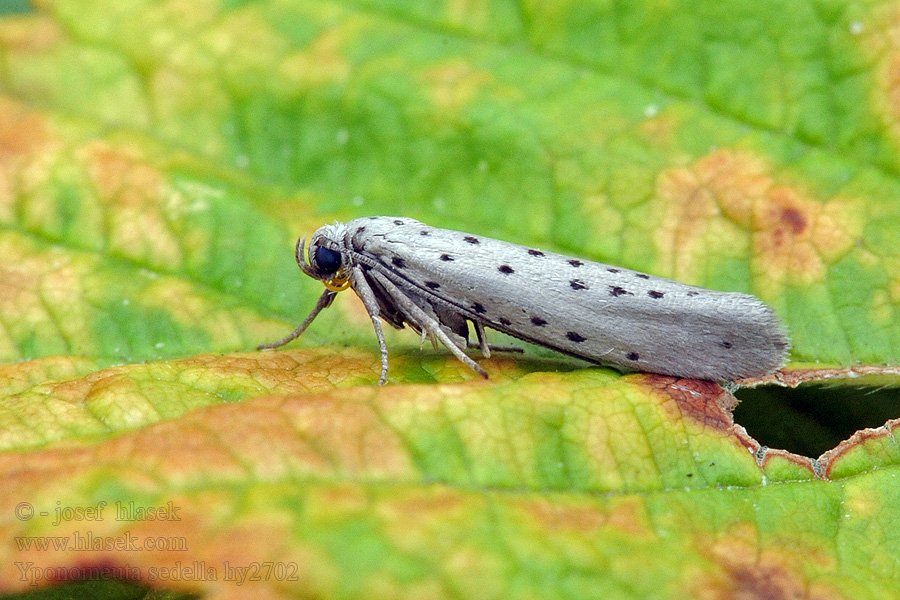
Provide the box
[259,216,789,384]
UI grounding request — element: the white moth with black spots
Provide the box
[259,216,789,385]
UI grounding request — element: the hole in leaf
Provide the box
[733,385,900,458]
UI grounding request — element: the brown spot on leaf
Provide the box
[86,143,184,267]
[384,487,468,518]
[521,498,604,533]
[779,207,807,234]
[605,497,653,538]
[695,532,840,600]
[656,151,760,281]
[0,100,55,220]
[0,255,41,313]
[0,98,52,162]
[713,560,808,600]
[0,241,90,345]
[646,375,737,431]
[752,186,862,290]
[520,495,652,538]
[0,18,63,53]
[657,150,862,291]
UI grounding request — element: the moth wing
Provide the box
[347,217,787,380]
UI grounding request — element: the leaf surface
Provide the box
[1,0,899,598]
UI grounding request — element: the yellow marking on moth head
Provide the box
[323,271,351,292]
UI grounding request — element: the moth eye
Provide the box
[313,246,343,276]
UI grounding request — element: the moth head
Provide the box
[309,243,343,278]
[298,226,351,292]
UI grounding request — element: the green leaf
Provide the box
[1,0,899,598]
[4,362,894,599]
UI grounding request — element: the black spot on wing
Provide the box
[530,316,547,326]
[393,219,404,225]
[356,226,366,234]
[627,352,640,361]
[566,332,586,342]
[498,317,512,326]
[528,249,544,257]
[568,259,583,267]
[636,273,650,280]
[609,286,633,297]
[464,236,480,244]
[648,290,664,299]
[472,303,487,314]
[720,341,733,349]
[606,268,620,274]
[440,254,454,261]
[498,265,514,274]
[420,230,430,236]
[687,291,699,297]
[391,257,406,269]
[425,281,441,290]
[570,279,587,290]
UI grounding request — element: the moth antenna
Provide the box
[294,235,305,267]
[295,235,318,279]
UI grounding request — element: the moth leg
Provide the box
[473,321,491,358]
[466,322,524,355]
[413,326,438,351]
[348,268,391,385]
[421,329,439,351]
[468,342,526,355]
[257,289,337,350]
[370,271,489,379]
